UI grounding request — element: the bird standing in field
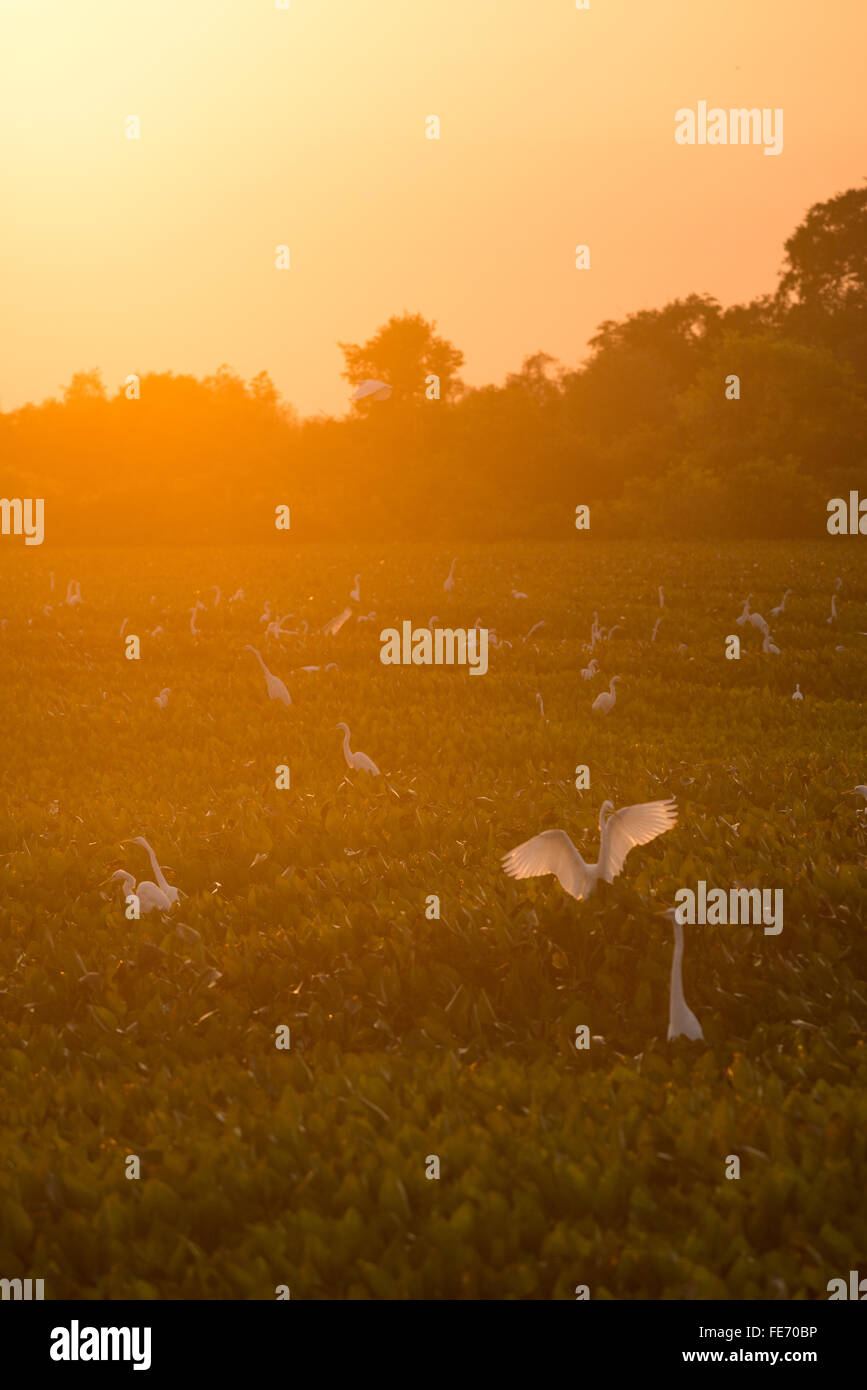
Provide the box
[828,593,838,624]
[792,683,803,700]
[581,658,598,680]
[661,908,704,1041]
[244,645,291,705]
[350,574,361,603]
[108,868,172,915]
[443,557,456,593]
[154,688,170,709]
[592,676,620,713]
[123,836,180,907]
[502,796,677,901]
[336,723,380,775]
[770,589,792,619]
[658,585,665,608]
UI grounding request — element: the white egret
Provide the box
[108,868,172,915]
[244,645,291,705]
[352,379,392,402]
[350,575,361,602]
[502,796,677,901]
[443,558,456,593]
[762,632,780,655]
[792,684,803,701]
[322,606,353,636]
[606,624,624,643]
[581,658,598,681]
[154,688,170,709]
[661,908,704,1041]
[770,589,792,618]
[658,586,665,608]
[651,617,662,642]
[848,784,867,803]
[66,580,82,606]
[536,692,546,719]
[336,723,380,775]
[229,588,244,604]
[189,607,200,636]
[357,612,377,623]
[125,837,180,907]
[592,676,621,713]
[735,596,751,626]
[511,589,528,600]
[828,594,838,624]
[835,576,843,592]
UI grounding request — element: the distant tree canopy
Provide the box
[2,184,865,541]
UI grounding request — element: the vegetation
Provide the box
[2,186,865,543]
[1,540,865,1298]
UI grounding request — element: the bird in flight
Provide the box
[502,797,678,901]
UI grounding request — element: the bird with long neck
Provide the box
[126,837,179,906]
[663,908,704,1041]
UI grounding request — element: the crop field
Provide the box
[1,539,866,1300]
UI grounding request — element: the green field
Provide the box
[1,540,866,1299]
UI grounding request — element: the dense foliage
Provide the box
[1,541,865,1297]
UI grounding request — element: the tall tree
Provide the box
[339,312,464,406]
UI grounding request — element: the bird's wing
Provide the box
[598,798,677,880]
[501,829,589,900]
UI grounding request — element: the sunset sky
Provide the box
[1,0,864,417]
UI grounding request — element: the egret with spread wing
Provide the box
[501,797,678,901]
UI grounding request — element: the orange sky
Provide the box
[1,0,864,417]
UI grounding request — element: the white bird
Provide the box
[606,625,624,643]
[828,594,838,624]
[229,588,244,604]
[581,658,598,681]
[835,576,843,592]
[108,868,172,915]
[762,632,780,655]
[511,589,528,600]
[592,676,621,713]
[350,574,361,603]
[651,617,662,642]
[336,722,380,775]
[154,688,170,709]
[125,836,180,907]
[244,645,291,704]
[658,586,665,608]
[443,558,456,593]
[322,606,353,636]
[357,612,377,623]
[502,797,677,901]
[792,683,803,701]
[735,596,752,627]
[212,586,221,607]
[352,378,392,402]
[848,784,867,804]
[522,620,546,644]
[536,692,546,719]
[66,580,82,606]
[189,606,200,636]
[770,589,792,618]
[662,909,704,1041]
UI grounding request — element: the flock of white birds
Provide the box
[28,556,864,1047]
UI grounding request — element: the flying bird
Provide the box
[502,796,678,901]
[352,379,392,401]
